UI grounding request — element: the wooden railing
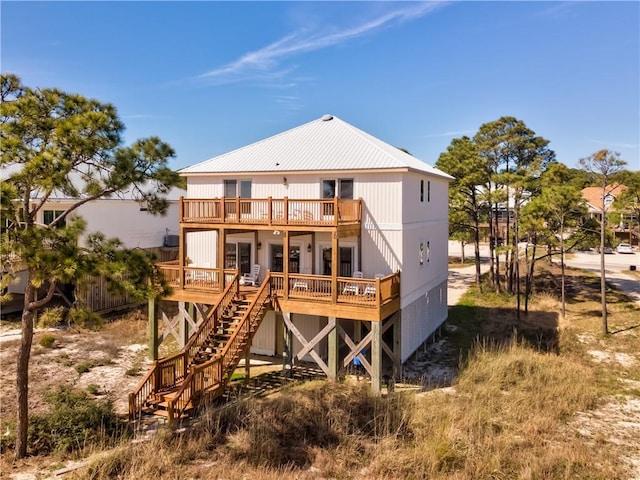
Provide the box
[271,272,400,308]
[128,274,240,421]
[156,260,236,292]
[167,272,273,424]
[181,197,361,226]
[156,263,401,310]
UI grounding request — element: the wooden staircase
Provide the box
[129,272,273,426]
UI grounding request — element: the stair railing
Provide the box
[167,272,272,425]
[128,273,240,421]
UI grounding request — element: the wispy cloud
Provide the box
[534,2,581,20]
[198,2,445,85]
[421,129,475,139]
[588,138,638,150]
[123,114,170,120]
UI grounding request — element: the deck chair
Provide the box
[292,279,309,291]
[241,264,261,286]
[362,273,384,297]
[342,271,363,295]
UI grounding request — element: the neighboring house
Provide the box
[582,184,637,245]
[142,114,453,410]
[3,176,185,312]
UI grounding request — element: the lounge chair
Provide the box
[241,264,261,286]
[342,271,363,295]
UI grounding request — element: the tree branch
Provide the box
[27,278,59,310]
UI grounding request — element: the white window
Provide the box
[43,210,65,228]
[322,179,353,199]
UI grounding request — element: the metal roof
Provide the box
[180,114,453,180]
[1,164,185,201]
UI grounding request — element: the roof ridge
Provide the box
[330,116,406,168]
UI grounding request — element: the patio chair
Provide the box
[292,279,309,291]
[241,264,261,286]
[362,273,383,297]
[191,262,212,283]
[342,271,363,295]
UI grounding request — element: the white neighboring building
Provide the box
[170,114,452,379]
[4,181,185,308]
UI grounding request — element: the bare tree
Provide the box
[579,150,626,335]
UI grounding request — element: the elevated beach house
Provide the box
[131,114,452,423]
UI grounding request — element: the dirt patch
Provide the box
[0,318,150,420]
[587,349,638,367]
[573,395,640,479]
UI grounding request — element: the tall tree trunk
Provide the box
[525,241,538,316]
[474,214,482,289]
[489,205,496,287]
[460,240,466,263]
[560,220,566,319]
[15,283,36,459]
[514,212,520,320]
[600,200,608,335]
[494,203,501,293]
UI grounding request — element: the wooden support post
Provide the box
[179,225,185,289]
[371,320,382,395]
[392,314,402,380]
[327,317,338,381]
[178,302,195,348]
[244,347,250,383]
[283,230,290,300]
[310,234,315,274]
[282,311,293,377]
[148,297,159,361]
[331,233,338,304]
[218,228,226,288]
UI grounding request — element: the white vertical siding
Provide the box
[186,231,217,267]
[399,278,448,362]
[251,311,277,356]
[41,199,181,250]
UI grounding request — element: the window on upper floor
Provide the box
[322,179,353,215]
[43,210,65,228]
[224,179,252,214]
[224,179,252,198]
[427,180,431,202]
[322,179,353,199]
[604,194,614,208]
[421,180,424,202]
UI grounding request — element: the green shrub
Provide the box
[86,384,100,395]
[76,362,93,374]
[28,386,124,455]
[38,306,67,328]
[39,334,57,348]
[125,367,141,377]
[68,308,104,331]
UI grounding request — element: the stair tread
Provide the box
[131,296,271,422]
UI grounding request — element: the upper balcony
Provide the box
[180,197,362,235]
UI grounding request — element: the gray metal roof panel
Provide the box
[180,115,453,180]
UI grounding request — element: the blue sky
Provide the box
[2,1,638,171]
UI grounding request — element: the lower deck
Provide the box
[159,266,401,322]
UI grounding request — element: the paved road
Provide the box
[447,241,639,306]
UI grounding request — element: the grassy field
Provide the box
[2,263,639,479]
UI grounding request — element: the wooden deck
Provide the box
[179,197,361,236]
[157,266,400,322]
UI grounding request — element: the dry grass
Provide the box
[5,263,640,479]
[72,342,623,479]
